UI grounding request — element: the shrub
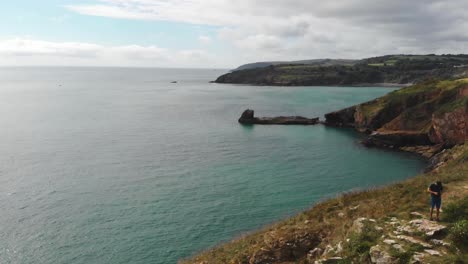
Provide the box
[449,220,468,248]
[343,223,381,259]
[443,197,468,223]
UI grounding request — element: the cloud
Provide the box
[0,38,219,67]
[65,0,468,66]
[0,38,101,57]
[198,35,212,45]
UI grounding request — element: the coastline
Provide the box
[213,81,410,88]
[182,144,467,263]
[182,78,467,263]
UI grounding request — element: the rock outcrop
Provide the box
[369,245,398,264]
[429,107,466,146]
[325,79,468,157]
[324,106,356,128]
[238,109,319,125]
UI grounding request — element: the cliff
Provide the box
[215,55,468,86]
[181,78,468,264]
[325,78,468,158]
[181,144,468,264]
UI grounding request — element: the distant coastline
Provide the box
[215,54,468,87]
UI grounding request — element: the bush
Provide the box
[449,220,468,248]
[443,197,468,223]
[343,224,381,259]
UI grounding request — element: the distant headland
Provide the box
[214,54,468,86]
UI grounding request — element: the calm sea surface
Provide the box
[0,67,425,264]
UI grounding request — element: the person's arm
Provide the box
[427,188,438,195]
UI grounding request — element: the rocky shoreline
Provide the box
[323,79,467,159]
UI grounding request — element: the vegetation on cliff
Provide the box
[215,55,468,86]
[325,78,468,158]
[182,144,467,264]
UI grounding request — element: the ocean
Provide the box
[0,67,426,264]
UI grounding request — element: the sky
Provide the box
[1,0,467,68]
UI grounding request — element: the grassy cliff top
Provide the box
[182,144,468,263]
[354,78,468,133]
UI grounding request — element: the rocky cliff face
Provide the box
[325,79,468,157]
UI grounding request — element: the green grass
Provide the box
[449,220,468,250]
[368,63,386,67]
[343,223,381,260]
[436,97,467,115]
[354,78,468,131]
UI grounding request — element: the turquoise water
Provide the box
[0,68,426,264]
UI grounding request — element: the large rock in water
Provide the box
[238,109,319,125]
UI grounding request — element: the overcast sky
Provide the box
[1,0,467,68]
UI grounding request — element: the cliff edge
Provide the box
[325,78,467,158]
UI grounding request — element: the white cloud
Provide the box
[65,0,468,67]
[198,35,212,45]
[0,38,101,57]
[0,38,220,68]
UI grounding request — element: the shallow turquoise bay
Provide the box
[0,68,426,264]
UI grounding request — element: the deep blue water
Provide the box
[0,67,426,264]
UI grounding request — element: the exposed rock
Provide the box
[400,144,443,158]
[411,252,426,264]
[240,109,254,120]
[396,225,415,234]
[307,248,323,259]
[322,245,334,256]
[392,244,405,252]
[369,245,398,264]
[314,257,344,264]
[424,249,443,256]
[363,131,431,148]
[238,109,319,125]
[410,212,425,218]
[429,106,467,146]
[324,106,356,127]
[396,235,432,248]
[335,241,343,253]
[430,239,450,247]
[351,217,369,233]
[338,212,345,218]
[409,219,446,237]
[323,79,468,158]
[349,205,360,211]
[383,239,396,245]
[322,257,343,264]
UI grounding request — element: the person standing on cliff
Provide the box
[427,180,443,221]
